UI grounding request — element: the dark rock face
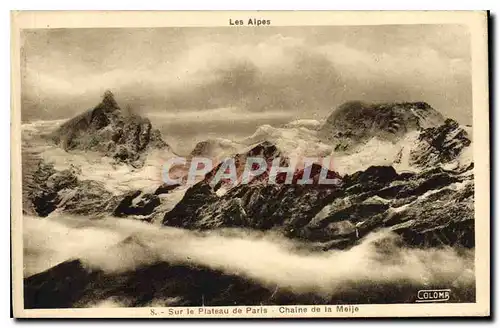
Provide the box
[344,166,399,185]
[27,163,70,216]
[163,159,474,249]
[154,183,181,195]
[113,190,161,220]
[23,160,119,217]
[320,101,445,150]
[23,159,169,219]
[163,182,219,228]
[57,180,117,216]
[198,141,289,190]
[410,118,472,168]
[24,162,78,217]
[51,91,169,167]
[22,153,168,219]
[24,260,98,309]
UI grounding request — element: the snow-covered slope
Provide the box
[240,124,333,160]
[22,120,176,195]
[23,98,477,308]
[232,113,472,175]
[190,138,244,162]
[283,119,323,130]
[320,101,445,147]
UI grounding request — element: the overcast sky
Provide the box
[21,25,472,151]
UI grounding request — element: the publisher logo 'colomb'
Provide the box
[416,289,451,303]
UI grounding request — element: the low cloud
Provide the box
[24,215,475,297]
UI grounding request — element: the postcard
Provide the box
[11,10,490,318]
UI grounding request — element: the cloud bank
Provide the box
[21,26,472,149]
[24,215,474,298]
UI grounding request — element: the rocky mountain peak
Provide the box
[51,91,169,167]
[99,90,120,113]
[246,141,281,159]
[409,118,472,168]
[198,141,286,188]
[320,101,445,150]
[190,140,213,157]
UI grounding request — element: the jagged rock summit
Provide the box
[320,101,445,151]
[51,90,169,167]
[409,118,472,168]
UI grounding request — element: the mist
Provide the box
[24,215,474,297]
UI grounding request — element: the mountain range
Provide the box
[21,91,475,308]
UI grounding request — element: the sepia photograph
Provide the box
[10,11,490,318]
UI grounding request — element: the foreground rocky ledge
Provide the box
[24,256,475,309]
[163,163,474,249]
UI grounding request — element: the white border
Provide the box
[4,4,494,324]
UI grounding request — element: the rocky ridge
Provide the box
[22,159,119,217]
[163,161,474,249]
[24,99,474,247]
[23,91,172,218]
[409,118,472,168]
[162,102,474,250]
[50,91,168,168]
[24,256,474,309]
[22,98,476,308]
[320,101,445,151]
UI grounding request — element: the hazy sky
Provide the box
[21,25,472,151]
